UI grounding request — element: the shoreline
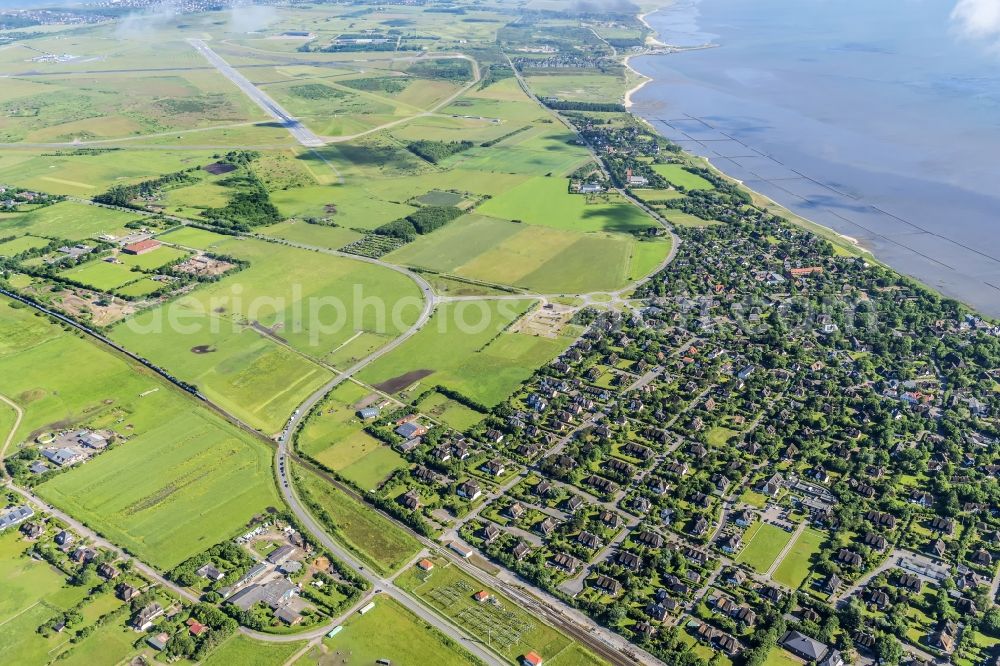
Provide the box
[624,6,870,255]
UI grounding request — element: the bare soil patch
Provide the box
[375,369,433,394]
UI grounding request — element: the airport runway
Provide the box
[187,38,325,148]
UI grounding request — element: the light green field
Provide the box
[258,219,363,249]
[525,73,627,102]
[0,201,140,241]
[297,381,372,458]
[389,213,667,293]
[111,322,332,434]
[296,595,478,666]
[0,150,218,197]
[202,635,307,666]
[397,558,599,664]
[59,259,139,290]
[0,298,280,569]
[295,465,422,575]
[414,390,485,430]
[58,613,141,666]
[0,234,49,256]
[477,176,654,233]
[735,523,795,573]
[772,528,825,589]
[652,164,715,190]
[39,404,281,569]
[117,245,189,270]
[358,300,574,407]
[114,232,420,431]
[313,428,406,490]
[764,649,804,666]
[116,277,165,297]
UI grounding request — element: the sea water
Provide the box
[630,0,1000,315]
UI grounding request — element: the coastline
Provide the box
[624,5,870,256]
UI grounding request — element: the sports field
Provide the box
[771,528,826,588]
[296,595,478,666]
[735,523,795,573]
[358,300,574,407]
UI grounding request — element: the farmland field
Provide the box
[388,213,663,293]
[295,595,477,666]
[0,297,280,569]
[0,234,49,256]
[477,176,654,233]
[0,201,140,241]
[358,299,575,407]
[736,523,795,573]
[39,405,281,569]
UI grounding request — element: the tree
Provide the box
[875,633,903,665]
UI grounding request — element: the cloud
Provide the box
[115,1,181,40]
[951,0,1000,48]
[227,3,277,34]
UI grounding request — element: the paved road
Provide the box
[188,39,325,148]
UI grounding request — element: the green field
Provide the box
[297,595,479,666]
[771,528,826,589]
[652,164,715,190]
[388,213,664,293]
[0,531,89,664]
[295,465,421,575]
[358,300,574,407]
[112,230,421,432]
[0,201,140,240]
[477,176,653,233]
[397,558,597,664]
[313,429,406,490]
[117,245,189,270]
[0,234,49,256]
[59,259,140,290]
[735,523,794,573]
[414,390,485,430]
[0,298,280,569]
[203,635,307,666]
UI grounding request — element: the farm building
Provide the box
[123,239,161,255]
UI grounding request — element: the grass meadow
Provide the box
[296,595,476,666]
[0,298,280,569]
[358,299,574,407]
[295,465,421,575]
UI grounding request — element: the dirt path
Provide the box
[0,393,23,475]
[766,521,805,578]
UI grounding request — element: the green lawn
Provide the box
[735,523,794,573]
[296,595,479,666]
[771,528,826,589]
[295,465,421,575]
[414,390,486,430]
[58,259,139,291]
[0,531,90,664]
